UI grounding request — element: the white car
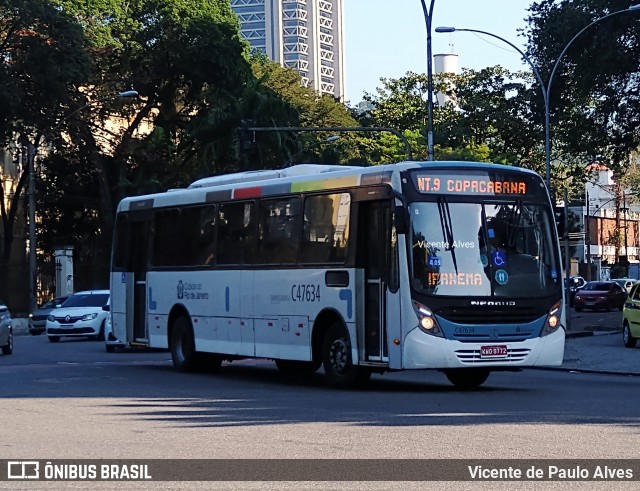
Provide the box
[612,278,638,295]
[46,290,110,343]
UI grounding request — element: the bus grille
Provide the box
[454,348,531,364]
[439,306,540,324]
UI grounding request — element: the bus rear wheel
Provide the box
[322,324,371,388]
[443,368,490,389]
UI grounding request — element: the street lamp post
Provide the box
[26,90,138,313]
[436,4,640,190]
[420,0,436,161]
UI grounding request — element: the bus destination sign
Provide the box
[414,172,529,196]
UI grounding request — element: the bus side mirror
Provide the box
[395,206,408,235]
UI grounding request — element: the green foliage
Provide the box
[362,67,543,168]
[0,0,90,140]
[0,0,90,267]
[525,0,640,168]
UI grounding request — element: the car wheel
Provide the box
[322,323,371,388]
[1,329,13,355]
[96,321,106,341]
[444,368,490,389]
[623,322,637,348]
[48,336,61,343]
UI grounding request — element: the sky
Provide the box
[343,0,537,103]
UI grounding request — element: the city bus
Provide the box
[109,161,565,388]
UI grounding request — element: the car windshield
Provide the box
[63,293,109,307]
[40,298,66,309]
[409,200,561,298]
[582,282,612,291]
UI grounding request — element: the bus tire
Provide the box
[170,316,221,372]
[322,323,371,388]
[444,368,490,389]
[170,316,199,372]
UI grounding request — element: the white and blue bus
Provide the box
[109,161,565,388]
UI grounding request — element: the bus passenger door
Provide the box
[360,200,399,363]
[129,220,150,342]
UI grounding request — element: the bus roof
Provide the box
[117,161,543,212]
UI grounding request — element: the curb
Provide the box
[538,366,640,377]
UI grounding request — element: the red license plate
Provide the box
[480,345,508,358]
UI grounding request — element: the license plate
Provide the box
[480,345,508,358]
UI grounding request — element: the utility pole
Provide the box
[27,142,37,313]
[586,190,592,281]
[564,188,571,331]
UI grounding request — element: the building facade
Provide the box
[567,165,640,280]
[231,0,345,100]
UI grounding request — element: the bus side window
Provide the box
[301,193,350,264]
[216,202,255,264]
[196,205,216,265]
[258,197,301,264]
[152,208,182,266]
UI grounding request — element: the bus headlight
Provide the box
[542,301,562,336]
[412,300,443,337]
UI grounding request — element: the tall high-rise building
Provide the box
[230,0,345,100]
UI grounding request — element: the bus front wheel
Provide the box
[170,316,199,372]
[443,368,490,389]
[170,316,221,372]
[322,324,371,388]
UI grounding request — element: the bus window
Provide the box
[257,197,301,264]
[152,208,181,266]
[193,205,216,265]
[301,193,350,264]
[217,202,256,265]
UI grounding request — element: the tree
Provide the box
[361,68,543,166]
[0,0,89,301]
[525,0,640,173]
[39,0,253,285]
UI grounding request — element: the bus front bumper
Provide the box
[402,326,566,370]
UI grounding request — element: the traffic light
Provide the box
[554,207,566,239]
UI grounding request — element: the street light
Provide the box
[436,4,640,189]
[420,0,436,161]
[27,90,139,313]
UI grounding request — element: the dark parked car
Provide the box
[573,280,627,311]
[566,276,586,307]
[0,302,13,355]
[28,296,69,335]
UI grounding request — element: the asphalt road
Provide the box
[1,333,640,490]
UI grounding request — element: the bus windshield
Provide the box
[410,200,561,298]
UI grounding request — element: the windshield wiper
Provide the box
[437,197,458,273]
